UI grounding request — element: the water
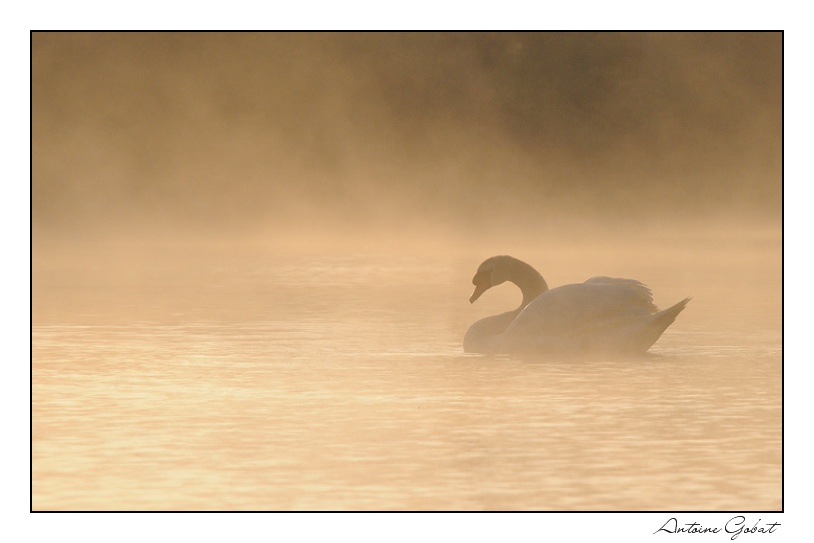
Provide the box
[31,232,781,510]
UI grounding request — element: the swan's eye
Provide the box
[473,269,491,286]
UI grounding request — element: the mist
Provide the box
[32,32,781,249]
[32,32,783,512]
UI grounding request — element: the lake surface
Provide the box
[32,230,782,510]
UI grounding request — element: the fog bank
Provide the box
[33,32,781,247]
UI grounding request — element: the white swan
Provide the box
[463,255,690,355]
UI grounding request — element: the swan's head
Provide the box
[469,255,514,303]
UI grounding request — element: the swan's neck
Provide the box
[508,259,548,308]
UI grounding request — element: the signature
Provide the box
[655,517,780,540]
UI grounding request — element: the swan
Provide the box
[463,255,690,355]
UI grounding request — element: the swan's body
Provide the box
[463,255,689,355]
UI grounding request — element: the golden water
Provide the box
[32,231,781,510]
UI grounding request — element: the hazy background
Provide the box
[31,32,783,513]
[32,32,781,247]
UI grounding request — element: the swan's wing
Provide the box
[583,276,658,312]
[504,280,658,344]
[496,278,685,354]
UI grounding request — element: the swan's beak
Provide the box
[470,283,489,303]
[470,270,491,303]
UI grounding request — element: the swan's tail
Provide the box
[635,297,691,352]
